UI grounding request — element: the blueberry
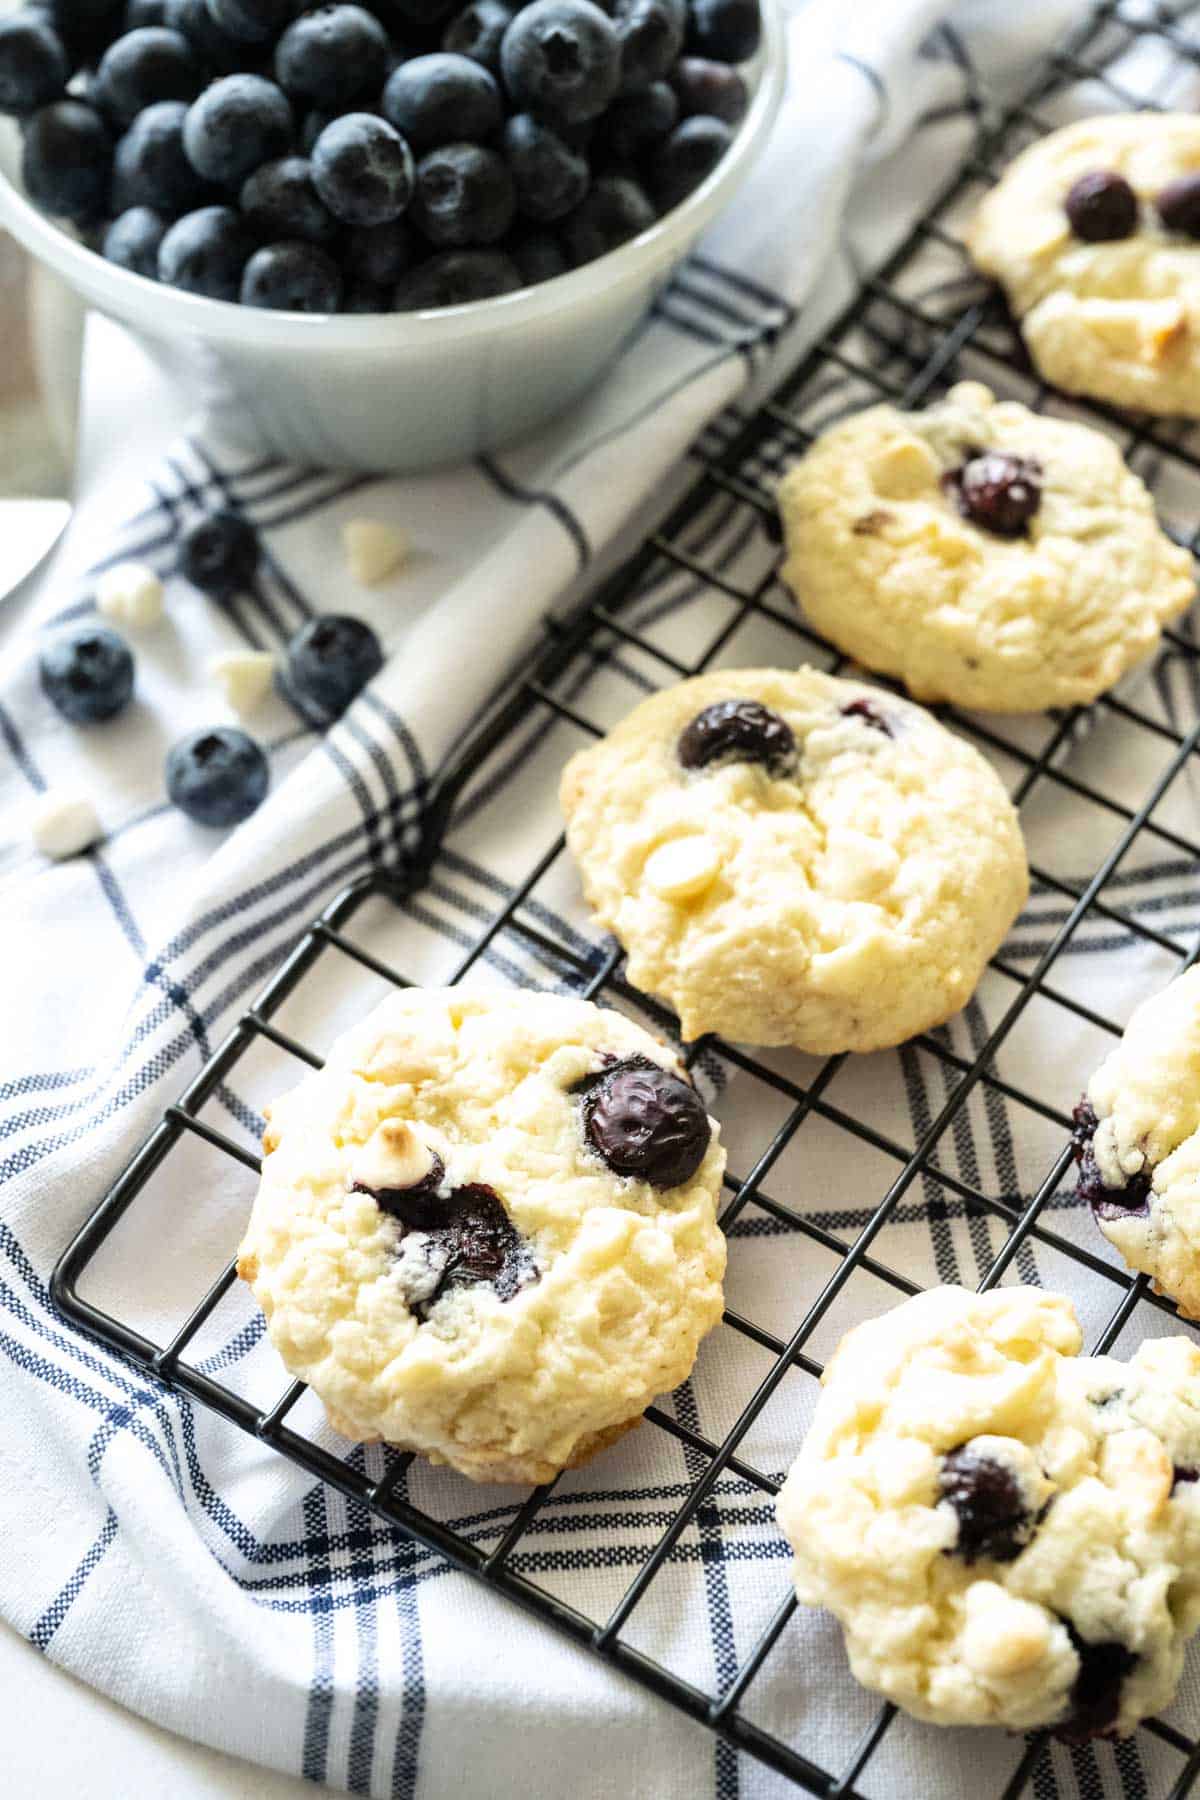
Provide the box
[686,0,758,62]
[1071,1098,1153,1224]
[311,112,414,225]
[598,78,674,160]
[577,1055,710,1188]
[22,99,111,220]
[939,1443,1034,1563]
[943,448,1042,539]
[442,0,512,70]
[204,0,294,44]
[379,1181,535,1320]
[504,111,587,222]
[125,0,167,25]
[240,154,339,244]
[283,613,383,724]
[677,698,794,774]
[392,246,518,306]
[510,226,564,283]
[274,4,388,108]
[1157,172,1200,238]
[381,0,455,24]
[612,0,683,91]
[652,112,730,210]
[103,202,166,273]
[40,623,134,723]
[500,0,620,125]
[381,51,500,150]
[670,53,744,123]
[163,0,245,71]
[182,73,292,186]
[1055,1628,1138,1746]
[560,171,652,264]
[412,140,513,245]
[179,507,260,594]
[94,24,198,121]
[342,276,390,309]
[839,696,893,737]
[158,202,252,294]
[166,725,269,825]
[353,1149,447,1221]
[299,103,333,152]
[112,97,211,212]
[1064,168,1137,242]
[344,215,410,282]
[33,0,124,70]
[0,13,68,117]
[241,237,343,308]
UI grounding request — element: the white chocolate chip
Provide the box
[868,436,939,499]
[30,789,100,859]
[343,518,410,586]
[643,837,721,901]
[961,1582,1051,1678]
[208,651,276,717]
[1100,1427,1173,1518]
[95,562,164,629]
[351,1120,439,1194]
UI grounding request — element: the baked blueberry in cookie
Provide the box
[778,381,1193,712]
[969,114,1200,415]
[560,665,1027,1053]
[777,1285,1200,1736]
[1074,968,1200,1315]
[238,987,726,1484]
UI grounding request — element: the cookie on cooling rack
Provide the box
[776,1284,1200,1738]
[237,987,726,1485]
[1073,966,1200,1318]
[776,381,1194,713]
[968,113,1200,416]
[558,667,1028,1054]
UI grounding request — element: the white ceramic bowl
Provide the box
[0,6,785,471]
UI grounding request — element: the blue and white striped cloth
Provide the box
[11,2,1197,1796]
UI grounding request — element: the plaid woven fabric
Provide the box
[7,3,1200,1797]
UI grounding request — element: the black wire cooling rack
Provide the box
[51,4,1200,1795]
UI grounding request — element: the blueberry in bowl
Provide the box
[0,0,785,467]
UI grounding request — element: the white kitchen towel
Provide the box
[3,2,1198,1797]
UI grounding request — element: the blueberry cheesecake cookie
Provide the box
[776,1285,1200,1737]
[1073,968,1200,1318]
[559,668,1028,1053]
[238,987,726,1484]
[777,381,1193,712]
[968,114,1200,415]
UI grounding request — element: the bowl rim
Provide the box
[0,0,787,345]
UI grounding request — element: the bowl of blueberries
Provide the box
[0,0,783,469]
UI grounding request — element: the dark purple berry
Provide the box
[179,507,260,594]
[283,613,383,723]
[342,277,390,310]
[560,170,652,262]
[311,112,414,226]
[94,25,199,124]
[1054,1627,1138,1745]
[839,697,893,737]
[1064,168,1137,242]
[500,0,621,126]
[412,140,514,246]
[686,0,758,63]
[164,0,246,71]
[103,202,166,274]
[598,79,675,161]
[126,0,169,25]
[166,725,269,825]
[504,112,588,223]
[240,156,339,246]
[381,51,501,150]
[510,227,565,283]
[677,698,795,775]
[240,238,343,309]
[578,1055,710,1189]
[353,1149,447,1224]
[1071,1098,1153,1224]
[158,202,253,295]
[22,99,112,222]
[652,111,730,210]
[1156,172,1200,239]
[182,74,293,187]
[393,246,519,307]
[112,99,213,215]
[40,623,134,723]
[611,0,683,92]
[442,0,512,70]
[669,54,744,123]
[204,0,294,45]
[939,1443,1034,1563]
[943,448,1041,539]
[1173,1466,1199,1493]
[394,1183,535,1318]
[0,13,68,117]
[344,217,411,284]
[274,4,390,110]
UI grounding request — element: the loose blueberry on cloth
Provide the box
[3,2,1159,1798]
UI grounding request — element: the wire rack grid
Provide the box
[50,3,1200,1795]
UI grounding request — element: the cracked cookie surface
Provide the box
[776,1285,1200,1735]
[777,382,1193,712]
[238,987,726,1484]
[558,666,1028,1053]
